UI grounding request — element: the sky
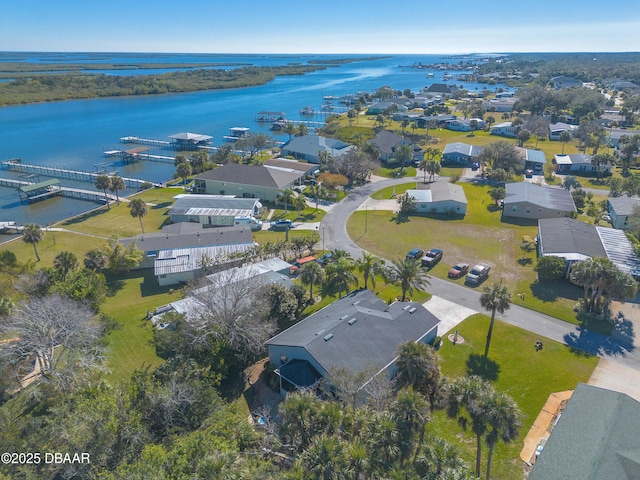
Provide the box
[1,0,640,54]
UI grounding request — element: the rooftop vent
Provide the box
[409,307,417,314]
[348,318,357,325]
[323,333,334,342]
[315,330,324,336]
[353,301,360,306]
[340,314,349,320]
[403,305,411,310]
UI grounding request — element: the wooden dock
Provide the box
[0,176,118,205]
[1,159,154,188]
[120,136,171,148]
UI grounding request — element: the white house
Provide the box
[406,182,468,216]
[608,195,640,230]
[553,154,611,175]
[167,194,263,227]
[490,121,517,138]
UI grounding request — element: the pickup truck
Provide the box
[465,263,491,285]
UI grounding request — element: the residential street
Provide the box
[319,174,640,373]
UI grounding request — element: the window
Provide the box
[512,206,517,212]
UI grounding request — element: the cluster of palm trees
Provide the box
[276,340,521,480]
[94,174,126,208]
[297,251,431,304]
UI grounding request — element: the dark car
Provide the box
[421,249,443,268]
[465,263,491,285]
[448,262,469,278]
[270,219,293,231]
[406,248,425,261]
[317,252,333,266]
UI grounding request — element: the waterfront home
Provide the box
[266,289,440,395]
[502,182,576,221]
[406,181,468,216]
[167,194,263,226]
[193,163,304,201]
[280,135,354,164]
[168,132,212,150]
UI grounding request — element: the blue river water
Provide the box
[0,53,505,226]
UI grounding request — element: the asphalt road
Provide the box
[319,175,640,371]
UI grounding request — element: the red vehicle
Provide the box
[289,256,316,275]
[448,262,470,278]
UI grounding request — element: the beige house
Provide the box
[193,163,304,202]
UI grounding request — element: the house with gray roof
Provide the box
[266,289,440,395]
[167,194,263,226]
[608,195,640,230]
[368,130,422,165]
[528,383,640,480]
[441,142,483,166]
[120,223,256,285]
[406,182,467,216]
[263,158,319,178]
[551,76,583,89]
[548,122,578,141]
[502,182,576,221]
[538,217,640,277]
[483,97,518,113]
[445,118,485,132]
[280,135,354,164]
[515,147,547,171]
[553,153,611,175]
[193,163,304,201]
[425,83,453,95]
[490,121,517,138]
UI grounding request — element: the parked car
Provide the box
[421,249,443,268]
[317,252,333,266]
[448,262,469,278]
[271,219,293,231]
[465,263,491,285]
[406,248,425,261]
[289,256,316,275]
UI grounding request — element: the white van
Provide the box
[234,217,263,231]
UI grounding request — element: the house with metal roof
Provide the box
[150,257,292,323]
[502,183,576,221]
[445,118,485,132]
[608,195,640,230]
[266,289,440,395]
[167,194,262,226]
[263,158,319,178]
[515,147,547,171]
[548,122,578,141]
[490,121,517,138]
[193,163,304,201]
[367,130,422,165]
[168,132,213,150]
[538,217,640,277]
[441,142,483,165]
[528,383,640,480]
[120,223,256,285]
[280,135,354,164]
[482,97,518,113]
[406,182,468,216]
[553,153,611,175]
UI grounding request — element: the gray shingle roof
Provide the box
[266,289,440,375]
[369,130,408,155]
[195,163,303,189]
[538,217,606,259]
[528,384,640,480]
[608,195,640,216]
[281,135,353,159]
[504,183,576,212]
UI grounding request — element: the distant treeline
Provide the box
[0,64,327,106]
[0,62,251,74]
[478,52,640,84]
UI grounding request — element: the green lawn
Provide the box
[268,205,326,223]
[428,314,598,480]
[370,182,417,199]
[348,182,594,327]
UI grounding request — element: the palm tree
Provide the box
[300,261,324,302]
[95,174,111,209]
[395,341,441,406]
[324,256,357,298]
[22,223,44,262]
[297,123,309,137]
[401,118,410,134]
[53,251,78,280]
[444,375,492,478]
[387,258,431,302]
[479,280,512,358]
[426,160,441,183]
[484,391,521,480]
[84,248,108,271]
[302,435,347,480]
[176,161,192,191]
[276,188,295,212]
[283,122,297,141]
[571,259,599,311]
[109,176,125,205]
[355,252,384,290]
[418,157,429,183]
[128,198,148,233]
[391,388,429,467]
[393,144,414,171]
[558,130,572,155]
[292,194,307,220]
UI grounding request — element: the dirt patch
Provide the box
[243,358,283,420]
